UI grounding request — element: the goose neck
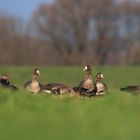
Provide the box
[32,75,38,80]
[85,71,92,79]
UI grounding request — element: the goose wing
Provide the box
[24,80,31,88]
[0,79,10,87]
[41,83,63,94]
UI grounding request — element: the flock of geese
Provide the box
[0,65,139,96]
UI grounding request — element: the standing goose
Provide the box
[73,65,97,97]
[0,74,18,90]
[24,68,41,94]
[95,72,107,96]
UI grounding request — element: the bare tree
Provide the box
[32,0,121,64]
[1,0,140,65]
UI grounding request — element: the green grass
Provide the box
[0,66,140,140]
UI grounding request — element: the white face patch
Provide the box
[36,70,40,75]
[100,74,104,78]
[83,66,88,71]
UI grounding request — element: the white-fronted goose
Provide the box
[73,65,97,97]
[24,68,41,94]
[0,74,18,90]
[95,72,107,96]
[120,85,140,93]
[41,82,75,95]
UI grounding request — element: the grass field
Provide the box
[0,66,140,140]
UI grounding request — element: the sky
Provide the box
[0,0,54,20]
[0,0,140,20]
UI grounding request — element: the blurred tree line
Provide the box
[0,0,140,65]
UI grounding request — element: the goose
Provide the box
[24,68,41,94]
[0,74,18,90]
[0,74,10,87]
[120,85,140,93]
[41,82,75,95]
[41,72,75,95]
[73,65,97,97]
[95,72,107,96]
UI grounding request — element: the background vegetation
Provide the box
[0,66,140,140]
[1,0,140,65]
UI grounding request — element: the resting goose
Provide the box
[95,72,107,96]
[120,85,140,93]
[41,82,75,95]
[73,65,97,97]
[41,72,75,95]
[0,74,18,90]
[24,68,41,94]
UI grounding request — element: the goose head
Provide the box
[96,72,104,80]
[33,68,40,76]
[32,68,40,79]
[83,65,92,72]
[83,65,92,78]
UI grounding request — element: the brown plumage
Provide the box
[95,72,107,96]
[41,71,75,95]
[41,82,75,95]
[24,68,41,94]
[73,65,97,97]
[120,85,140,94]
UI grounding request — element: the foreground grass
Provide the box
[0,66,140,140]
